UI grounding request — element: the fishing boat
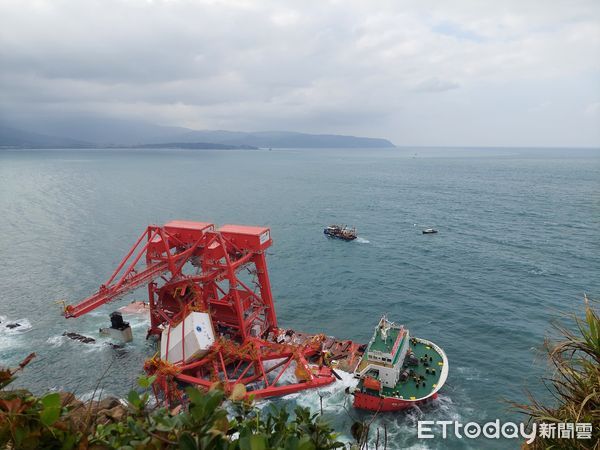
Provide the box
[324,224,357,241]
[349,316,448,411]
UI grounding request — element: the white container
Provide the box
[160,312,215,364]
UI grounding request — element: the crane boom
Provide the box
[64,221,215,319]
[64,260,170,318]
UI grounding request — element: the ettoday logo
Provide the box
[417,420,593,443]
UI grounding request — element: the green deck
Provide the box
[360,339,444,400]
[369,327,401,354]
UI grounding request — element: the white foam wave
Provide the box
[356,394,462,449]
[429,394,461,420]
[262,358,298,386]
[250,370,461,449]
[0,336,15,353]
[78,391,100,402]
[0,319,33,363]
[0,318,32,334]
[355,237,370,244]
[288,370,358,412]
[82,339,113,353]
[49,332,114,353]
[46,335,67,348]
[77,388,122,403]
[129,317,151,330]
[453,366,486,382]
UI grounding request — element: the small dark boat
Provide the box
[324,224,357,241]
[422,228,438,234]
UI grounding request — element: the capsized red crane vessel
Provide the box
[64,220,363,405]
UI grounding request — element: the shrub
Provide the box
[1,357,345,450]
[515,297,599,449]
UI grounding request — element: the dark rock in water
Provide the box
[6,323,21,329]
[106,342,125,350]
[63,331,96,344]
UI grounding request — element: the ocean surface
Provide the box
[0,147,598,449]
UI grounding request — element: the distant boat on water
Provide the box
[324,224,357,241]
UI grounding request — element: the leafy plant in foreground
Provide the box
[1,356,346,449]
[514,297,599,449]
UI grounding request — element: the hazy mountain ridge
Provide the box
[0,117,395,149]
[135,142,258,150]
[0,124,92,148]
[2,117,191,146]
[153,129,395,148]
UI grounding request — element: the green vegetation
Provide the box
[515,297,599,449]
[0,357,345,450]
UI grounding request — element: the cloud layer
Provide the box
[1,0,599,146]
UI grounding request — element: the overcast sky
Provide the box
[1,0,599,147]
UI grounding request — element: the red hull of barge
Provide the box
[353,390,438,412]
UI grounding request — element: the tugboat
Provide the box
[324,224,357,241]
[349,316,448,411]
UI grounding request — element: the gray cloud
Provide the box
[1,0,599,146]
[414,78,460,93]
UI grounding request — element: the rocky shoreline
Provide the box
[46,391,128,430]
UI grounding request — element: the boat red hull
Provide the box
[353,390,438,412]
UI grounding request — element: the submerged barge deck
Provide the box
[277,329,365,373]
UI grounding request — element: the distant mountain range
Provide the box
[0,124,92,148]
[136,142,258,150]
[151,130,394,149]
[0,117,395,149]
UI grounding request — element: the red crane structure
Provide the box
[65,220,337,405]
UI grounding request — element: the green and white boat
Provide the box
[350,316,448,411]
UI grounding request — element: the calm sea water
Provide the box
[1,147,599,449]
